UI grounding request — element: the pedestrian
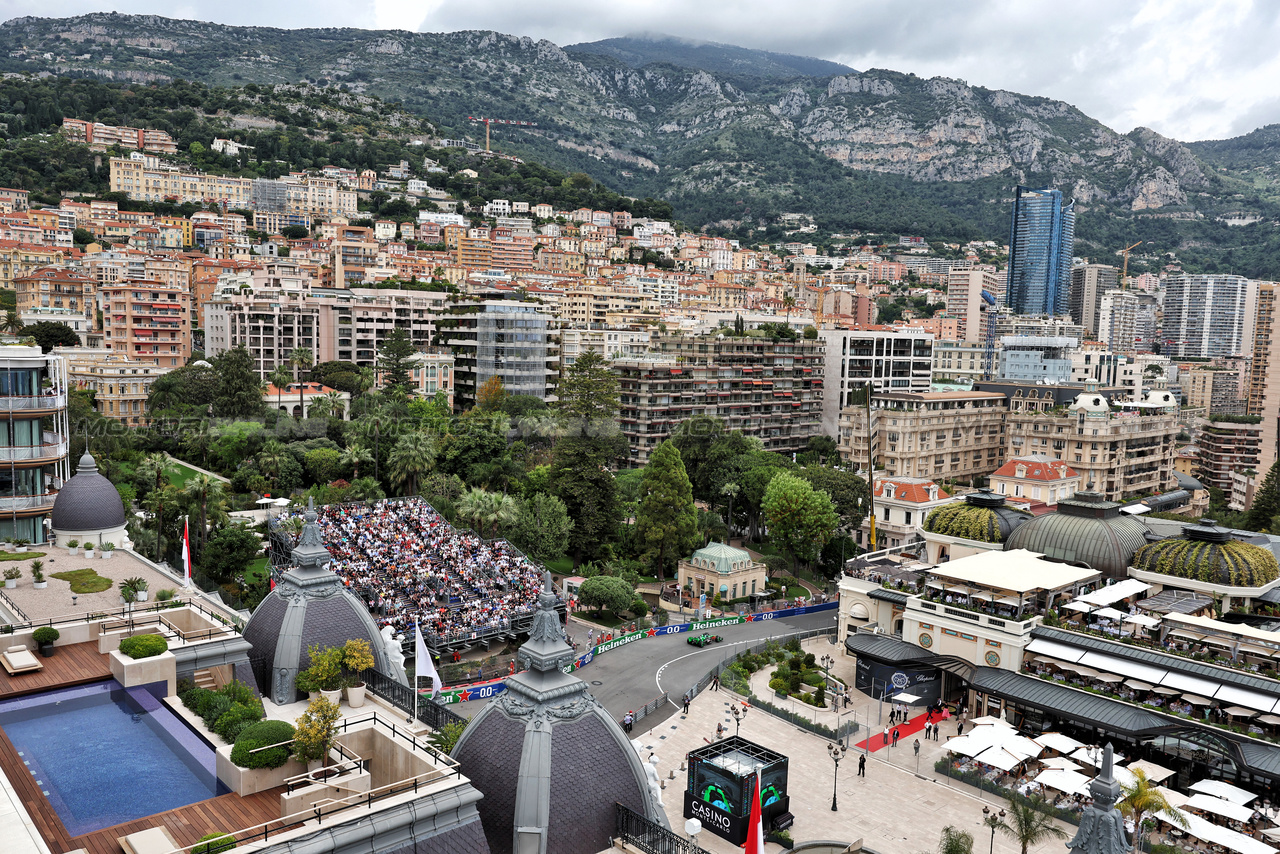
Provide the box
[843,692,850,709]
[624,712,634,734]
[882,726,889,746]
[716,722,725,739]
[924,721,932,740]
[913,738,921,756]
[857,753,866,777]
[712,675,720,691]
[683,694,691,714]
[957,721,964,737]
[934,722,940,741]
[892,728,900,747]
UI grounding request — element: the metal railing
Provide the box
[0,587,29,622]
[0,595,242,636]
[0,392,66,411]
[620,693,668,729]
[360,666,467,731]
[615,803,707,854]
[0,492,58,513]
[0,440,67,462]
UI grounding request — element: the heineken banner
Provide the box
[427,601,839,702]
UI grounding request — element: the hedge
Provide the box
[230,720,296,769]
[118,633,169,659]
[192,832,235,854]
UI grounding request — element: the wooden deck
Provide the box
[0,640,111,698]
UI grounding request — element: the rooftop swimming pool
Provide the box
[0,679,226,836]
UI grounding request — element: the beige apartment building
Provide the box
[1003,382,1180,502]
[945,267,1002,342]
[54,347,170,426]
[558,326,651,368]
[1249,283,1280,480]
[838,390,1008,482]
[0,241,64,290]
[405,349,456,409]
[109,156,253,207]
[932,340,997,384]
[101,280,193,368]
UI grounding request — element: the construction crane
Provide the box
[1119,240,1146,288]
[980,289,999,380]
[467,116,537,153]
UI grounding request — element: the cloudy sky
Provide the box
[11,0,1280,141]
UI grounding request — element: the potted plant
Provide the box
[295,667,321,701]
[102,541,116,560]
[31,560,46,589]
[84,542,96,559]
[16,538,30,553]
[292,696,341,772]
[3,567,18,589]
[66,539,79,556]
[128,576,148,601]
[305,644,344,705]
[32,626,59,657]
[119,578,139,604]
[341,639,375,708]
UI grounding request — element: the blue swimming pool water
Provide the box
[0,680,225,836]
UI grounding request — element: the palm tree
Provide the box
[456,488,488,534]
[1120,768,1187,852]
[316,391,346,420]
[482,492,519,539]
[281,514,305,543]
[137,453,171,562]
[290,347,314,417]
[346,477,386,502]
[183,474,227,558]
[180,422,213,468]
[341,443,374,480]
[994,796,1069,854]
[468,457,523,494]
[2,311,23,334]
[268,365,293,415]
[938,825,973,854]
[256,440,288,489]
[387,430,435,496]
[456,488,517,539]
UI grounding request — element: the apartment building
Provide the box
[109,155,253,207]
[101,280,193,368]
[988,455,1082,512]
[406,349,455,409]
[559,326,651,368]
[1068,263,1118,336]
[1181,367,1244,415]
[251,175,357,232]
[1096,289,1157,354]
[858,477,955,550]
[0,241,64,290]
[613,334,825,465]
[932,340,997,384]
[1003,382,1180,502]
[1250,284,1280,480]
[55,348,170,426]
[13,268,96,333]
[1163,273,1257,359]
[945,267,1001,342]
[998,336,1077,384]
[838,390,1008,482]
[818,326,933,436]
[443,300,559,408]
[1195,416,1263,494]
[556,287,658,327]
[62,119,177,154]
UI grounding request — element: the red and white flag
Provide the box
[182,517,192,588]
[743,772,764,854]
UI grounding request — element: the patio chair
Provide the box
[0,645,42,675]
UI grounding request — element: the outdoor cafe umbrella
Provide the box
[1124,679,1153,690]
[1224,706,1260,719]
[1093,607,1128,621]
[1258,714,1280,727]
[1097,673,1124,683]
[1039,756,1083,771]
[1183,694,1215,706]
[1151,685,1180,695]
[1185,794,1257,824]
[1034,732,1084,754]
[1124,759,1175,784]
[1062,601,1094,613]
[1190,779,1257,806]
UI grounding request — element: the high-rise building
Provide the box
[817,327,933,437]
[1163,274,1257,359]
[1195,416,1262,494]
[1248,283,1276,418]
[1096,289,1157,354]
[443,300,559,408]
[1068,264,1118,336]
[945,267,1002,342]
[1005,187,1075,316]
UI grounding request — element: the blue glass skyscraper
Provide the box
[1005,186,1075,316]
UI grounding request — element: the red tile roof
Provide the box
[874,478,949,503]
[991,458,1078,481]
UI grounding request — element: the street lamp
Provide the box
[730,703,749,737]
[828,742,847,811]
[982,805,1005,854]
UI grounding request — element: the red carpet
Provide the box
[853,711,952,753]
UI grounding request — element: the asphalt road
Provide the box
[450,609,839,726]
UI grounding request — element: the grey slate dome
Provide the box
[242,499,406,704]
[452,574,663,854]
[1004,490,1150,579]
[51,452,126,531]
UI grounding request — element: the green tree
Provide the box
[577,575,634,616]
[387,430,436,496]
[340,443,374,480]
[213,346,265,418]
[377,327,415,392]
[137,453,171,563]
[635,442,698,581]
[994,796,1068,854]
[2,311,22,334]
[550,435,618,564]
[1120,768,1187,853]
[670,415,726,496]
[256,439,288,489]
[182,473,227,558]
[268,365,293,414]
[289,346,314,416]
[303,448,344,485]
[1247,458,1280,531]
[799,465,868,532]
[762,472,838,573]
[937,826,973,854]
[200,524,262,586]
[475,375,508,412]
[555,351,619,436]
[21,321,80,353]
[456,488,518,538]
[511,493,573,560]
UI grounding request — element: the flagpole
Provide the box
[411,621,418,725]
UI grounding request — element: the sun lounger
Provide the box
[117,825,182,854]
[0,644,41,675]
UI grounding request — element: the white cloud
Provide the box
[9,0,1280,140]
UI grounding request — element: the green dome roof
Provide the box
[1003,491,1149,579]
[1132,521,1279,587]
[923,490,1031,543]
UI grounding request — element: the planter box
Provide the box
[4,579,14,589]
[67,547,79,556]
[109,649,177,697]
[32,581,47,589]
[215,743,306,797]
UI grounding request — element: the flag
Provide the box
[182,517,192,588]
[415,622,441,698]
[743,772,764,854]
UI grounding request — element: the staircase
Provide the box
[193,668,217,692]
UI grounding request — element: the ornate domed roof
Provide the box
[242,499,405,704]
[51,452,127,531]
[453,574,663,854]
[1003,490,1150,579]
[1132,520,1279,587]
[923,489,1031,543]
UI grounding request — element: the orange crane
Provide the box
[1119,240,1146,287]
[467,116,537,153]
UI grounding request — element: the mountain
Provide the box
[3,13,1280,276]
[564,34,855,79]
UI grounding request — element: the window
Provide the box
[904,511,912,525]
[883,508,890,522]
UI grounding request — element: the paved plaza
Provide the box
[630,637,1074,854]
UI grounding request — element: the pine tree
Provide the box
[1247,458,1280,532]
[555,351,619,436]
[212,346,265,418]
[635,442,699,581]
[550,435,618,564]
[377,327,415,392]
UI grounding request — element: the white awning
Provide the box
[1039,756,1082,771]
[1190,779,1257,805]
[1123,614,1161,628]
[1185,794,1257,824]
[1160,671,1224,697]
[1124,759,1175,784]
[1078,651,1166,683]
[1025,638,1088,662]
[1172,809,1274,854]
[973,746,1030,772]
[1077,579,1152,606]
[1061,601,1095,613]
[1216,684,1280,715]
[1093,607,1128,621]
[1033,768,1092,796]
[1071,747,1125,767]
[1034,732,1085,754]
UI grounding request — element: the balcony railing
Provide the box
[0,393,66,411]
[0,492,57,513]
[0,440,67,462]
